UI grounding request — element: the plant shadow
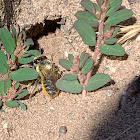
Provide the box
[89,75,140,140]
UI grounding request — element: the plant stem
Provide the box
[82,2,107,98]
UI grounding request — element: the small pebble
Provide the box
[2,122,8,129]
[59,126,67,134]
[64,51,68,57]
[50,107,54,110]
[106,92,112,97]
[105,66,110,72]
[47,131,54,137]
[136,34,140,41]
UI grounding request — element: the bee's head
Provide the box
[33,56,47,65]
[40,59,53,70]
[33,55,53,70]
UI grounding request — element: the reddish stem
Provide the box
[82,2,107,98]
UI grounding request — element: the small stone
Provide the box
[105,66,110,72]
[3,123,8,129]
[59,126,67,134]
[136,34,140,41]
[106,92,112,97]
[50,107,54,110]
[64,51,68,57]
[48,131,54,136]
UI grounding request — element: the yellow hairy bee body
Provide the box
[33,56,60,98]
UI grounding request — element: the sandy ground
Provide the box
[0,0,140,140]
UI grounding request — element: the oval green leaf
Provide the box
[93,3,101,12]
[11,25,17,39]
[0,50,8,62]
[68,54,74,62]
[63,74,78,81]
[106,0,122,16]
[5,100,19,108]
[15,89,28,99]
[24,38,34,46]
[105,9,133,25]
[25,50,41,56]
[0,28,15,54]
[9,68,38,81]
[0,80,5,96]
[0,64,7,74]
[18,56,35,64]
[100,44,125,56]
[4,78,11,94]
[11,54,16,61]
[80,0,97,17]
[105,37,117,45]
[112,27,120,37]
[82,58,93,74]
[22,31,26,40]
[85,73,111,91]
[56,80,83,93]
[79,52,89,68]
[104,24,111,34]
[59,59,72,70]
[24,46,29,51]
[74,20,96,46]
[17,101,27,111]
[20,53,31,58]
[14,82,20,89]
[75,11,99,27]
[0,50,9,69]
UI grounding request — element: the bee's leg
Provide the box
[29,78,40,98]
[54,65,59,72]
[53,65,61,79]
[58,71,62,79]
[19,64,34,68]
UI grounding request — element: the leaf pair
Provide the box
[56,73,111,93]
[106,1,133,26]
[19,50,41,64]
[0,83,28,111]
[59,52,93,74]
[0,78,12,96]
[5,100,26,110]
[80,52,93,74]
[0,79,28,98]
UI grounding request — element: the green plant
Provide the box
[0,25,40,111]
[56,0,133,98]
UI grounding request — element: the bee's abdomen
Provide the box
[42,76,59,98]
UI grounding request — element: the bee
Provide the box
[32,56,60,99]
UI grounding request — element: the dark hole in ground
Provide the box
[90,76,140,140]
[25,18,62,51]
